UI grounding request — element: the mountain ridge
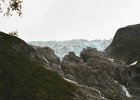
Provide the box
[106,24,140,99]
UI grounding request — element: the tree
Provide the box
[0,0,22,16]
[9,31,19,37]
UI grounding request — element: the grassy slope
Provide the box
[0,32,75,100]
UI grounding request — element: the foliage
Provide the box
[9,31,18,37]
[0,0,22,16]
[0,32,76,100]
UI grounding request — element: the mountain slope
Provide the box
[106,24,140,64]
[0,31,110,100]
[0,31,77,100]
[106,24,140,99]
[61,49,131,100]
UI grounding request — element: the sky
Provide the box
[0,0,140,41]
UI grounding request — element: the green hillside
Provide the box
[0,32,75,100]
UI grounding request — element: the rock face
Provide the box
[34,46,61,71]
[106,24,140,99]
[106,24,140,64]
[61,52,93,85]
[0,31,108,100]
[61,49,130,100]
[80,47,101,63]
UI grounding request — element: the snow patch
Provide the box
[93,87,105,99]
[114,80,131,98]
[120,85,131,98]
[64,78,108,99]
[130,61,138,66]
[78,84,108,100]
[108,58,114,62]
[114,80,118,84]
[42,55,49,63]
[58,65,61,70]
[64,78,78,85]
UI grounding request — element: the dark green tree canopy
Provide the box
[0,0,22,16]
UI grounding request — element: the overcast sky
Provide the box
[0,0,140,41]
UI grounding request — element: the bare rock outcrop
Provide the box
[61,49,130,100]
[106,24,140,99]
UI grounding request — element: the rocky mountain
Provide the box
[0,23,140,100]
[61,48,131,100]
[29,39,112,59]
[106,24,140,64]
[106,24,140,99]
[0,31,107,100]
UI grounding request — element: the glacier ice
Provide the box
[28,39,112,59]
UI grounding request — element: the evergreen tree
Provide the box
[0,0,22,16]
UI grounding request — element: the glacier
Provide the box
[28,39,112,59]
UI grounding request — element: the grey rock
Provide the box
[61,49,130,100]
[106,24,140,99]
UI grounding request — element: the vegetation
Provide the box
[0,32,76,100]
[9,31,19,37]
[0,0,22,16]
